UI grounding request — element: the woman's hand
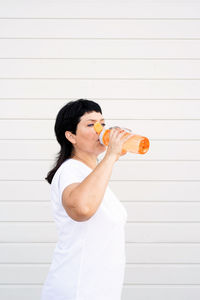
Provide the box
[105,127,131,161]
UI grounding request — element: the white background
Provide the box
[0,0,200,299]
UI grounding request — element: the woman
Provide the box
[41,99,130,300]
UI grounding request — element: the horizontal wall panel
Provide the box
[124,265,200,285]
[0,286,41,300]
[126,223,200,243]
[1,19,200,39]
[0,181,50,201]
[0,160,200,181]
[126,203,200,222]
[0,140,60,160]
[1,99,200,119]
[0,181,199,202]
[1,59,200,79]
[0,1,200,18]
[0,79,199,99]
[111,161,200,181]
[0,286,200,300]
[0,202,53,222]
[122,286,200,300]
[1,60,200,79]
[0,243,55,263]
[2,243,200,264]
[1,40,200,59]
[0,285,199,300]
[0,223,200,243]
[127,243,200,263]
[0,223,57,242]
[110,181,200,202]
[1,120,200,140]
[0,265,47,284]
[1,202,200,222]
[0,264,200,284]
[1,140,200,161]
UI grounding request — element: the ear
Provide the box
[65,131,76,144]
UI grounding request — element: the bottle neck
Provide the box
[99,127,109,145]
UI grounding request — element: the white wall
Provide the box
[1,0,200,299]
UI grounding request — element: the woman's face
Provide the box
[70,111,107,156]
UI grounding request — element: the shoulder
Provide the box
[58,159,82,177]
[52,159,91,196]
[51,158,92,187]
[51,159,78,185]
[60,158,87,173]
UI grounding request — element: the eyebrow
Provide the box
[86,119,105,122]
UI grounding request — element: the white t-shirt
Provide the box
[41,158,128,300]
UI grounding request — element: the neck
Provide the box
[71,153,98,170]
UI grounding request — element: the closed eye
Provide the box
[88,123,106,127]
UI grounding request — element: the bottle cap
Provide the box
[93,122,103,134]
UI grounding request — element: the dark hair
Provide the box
[45,99,102,184]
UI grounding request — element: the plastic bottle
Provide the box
[94,122,150,155]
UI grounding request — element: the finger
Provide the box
[110,128,117,137]
[122,133,131,141]
[118,130,128,138]
[113,130,124,140]
[113,128,122,137]
[110,128,125,141]
[115,131,128,143]
[118,132,131,143]
[109,128,114,137]
[109,128,119,140]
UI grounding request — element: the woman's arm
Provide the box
[62,154,116,221]
[62,128,130,221]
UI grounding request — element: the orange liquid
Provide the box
[102,129,150,155]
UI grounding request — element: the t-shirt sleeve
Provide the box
[58,164,84,199]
